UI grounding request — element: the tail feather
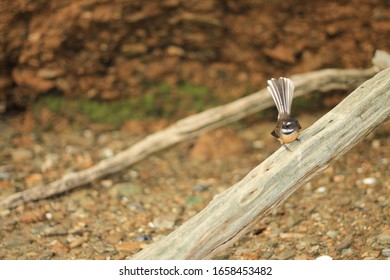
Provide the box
[267,77,295,118]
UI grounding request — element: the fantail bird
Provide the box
[267,77,301,146]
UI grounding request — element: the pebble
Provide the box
[111,183,141,198]
[296,241,307,250]
[381,249,390,257]
[66,236,76,243]
[286,216,301,227]
[166,45,185,56]
[315,186,327,193]
[362,177,377,185]
[337,234,353,250]
[3,236,30,249]
[41,224,68,236]
[105,232,123,244]
[276,249,296,260]
[40,251,55,260]
[101,148,114,158]
[341,248,354,257]
[377,233,390,245]
[51,241,69,255]
[262,251,273,259]
[69,236,88,249]
[333,175,345,183]
[70,208,89,219]
[192,182,210,192]
[115,242,141,252]
[41,154,59,171]
[25,251,38,259]
[31,223,51,234]
[37,68,63,79]
[326,231,338,239]
[279,233,305,239]
[309,245,320,253]
[294,255,309,260]
[93,241,115,253]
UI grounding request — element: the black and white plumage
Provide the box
[267,77,301,145]
[267,77,294,119]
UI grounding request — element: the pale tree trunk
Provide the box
[131,68,390,259]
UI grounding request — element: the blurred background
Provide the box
[0,0,389,260]
[1,0,389,118]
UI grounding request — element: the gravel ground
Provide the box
[0,111,389,260]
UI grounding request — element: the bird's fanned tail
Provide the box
[267,77,295,118]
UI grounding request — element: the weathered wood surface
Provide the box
[132,68,390,259]
[0,66,379,209]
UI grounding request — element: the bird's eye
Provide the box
[283,121,292,128]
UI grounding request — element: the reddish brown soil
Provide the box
[1,0,389,109]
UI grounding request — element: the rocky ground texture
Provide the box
[0,112,389,260]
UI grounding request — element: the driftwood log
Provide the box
[132,67,390,259]
[0,51,387,209]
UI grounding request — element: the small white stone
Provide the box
[315,186,327,193]
[362,177,377,185]
[45,212,53,220]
